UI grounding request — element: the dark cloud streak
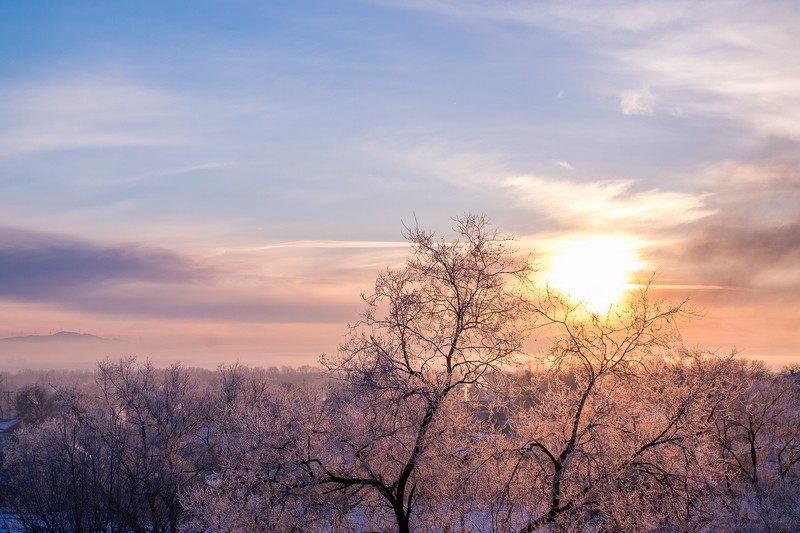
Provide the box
[0,227,360,323]
[0,227,207,300]
[662,220,800,292]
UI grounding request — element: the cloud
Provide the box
[241,240,410,251]
[376,0,800,139]
[0,227,386,324]
[0,227,206,300]
[620,87,654,115]
[682,222,800,287]
[501,175,714,231]
[0,79,187,158]
[67,283,357,324]
[357,136,508,189]
[84,162,240,187]
[700,158,800,190]
[651,217,800,360]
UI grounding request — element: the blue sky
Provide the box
[1,0,798,369]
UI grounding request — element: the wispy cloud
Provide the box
[608,5,800,138]
[83,162,240,187]
[377,0,800,139]
[0,79,187,158]
[699,158,800,190]
[241,240,410,251]
[501,175,714,231]
[620,87,654,115]
[0,228,381,324]
[356,136,508,189]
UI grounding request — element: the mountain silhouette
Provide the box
[0,331,118,343]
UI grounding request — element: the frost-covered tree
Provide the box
[4,358,209,533]
[499,286,731,532]
[181,364,352,532]
[317,214,535,533]
[709,360,800,531]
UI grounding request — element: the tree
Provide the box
[499,285,730,532]
[4,358,209,533]
[709,359,800,531]
[12,383,59,424]
[4,412,120,533]
[180,365,350,533]
[0,372,10,418]
[317,214,535,533]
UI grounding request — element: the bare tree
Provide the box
[12,383,59,424]
[4,413,116,533]
[501,285,728,532]
[4,358,209,533]
[215,362,272,407]
[0,372,10,418]
[95,358,209,533]
[181,365,351,533]
[710,359,800,531]
[317,214,535,533]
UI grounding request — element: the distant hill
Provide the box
[0,331,119,343]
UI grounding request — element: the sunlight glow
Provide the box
[546,235,643,312]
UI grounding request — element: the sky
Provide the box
[0,0,798,370]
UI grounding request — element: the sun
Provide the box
[545,235,643,312]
